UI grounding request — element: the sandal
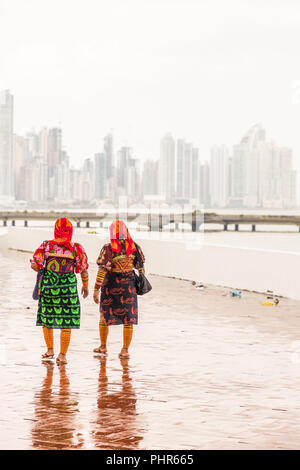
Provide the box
[119,348,130,359]
[42,352,54,361]
[56,354,67,364]
[93,346,107,355]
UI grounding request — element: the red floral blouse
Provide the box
[31,241,89,274]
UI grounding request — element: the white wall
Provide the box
[1,228,299,300]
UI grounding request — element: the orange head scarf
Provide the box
[52,218,74,250]
[109,220,136,257]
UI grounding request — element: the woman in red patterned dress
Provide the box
[93,220,145,359]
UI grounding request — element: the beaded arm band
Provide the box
[81,272,89,289]
[94,269,106,291]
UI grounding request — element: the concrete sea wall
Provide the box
[0,227,299,300]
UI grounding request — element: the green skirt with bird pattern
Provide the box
[36,270,80,329]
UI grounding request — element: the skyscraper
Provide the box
[182,142,192,200]
[230,124,297,208]
[116,147,141,201]
[94,152,107,200]
[231,123,266,207]
[26,131,40,159]
[191,148,199,202]
[198,161,210,207]
[0,90,14,198]
[104,133,114,178]
[82,158,94,201]
[47,127,62,198]
[47,128,62,170]
[176,139,198,202]
[69,168,82,202]
[279,147,297,207]
[142,159,159,196]
[126,157,140,201]
[13,135,26,200]
[210,145,229,207]
[39,127,49,164]
[55,159,70,201]
[176,139,185,199]
[117,146,132,189]
[159,133,175,202]
[260,144,296,208]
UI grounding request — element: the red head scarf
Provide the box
[52,218,74,250]
[109,220,136,257]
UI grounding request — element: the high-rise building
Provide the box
[230,124,296,208]
[142,159,159,196]
[176,139,185,199]
[55,159,70,201]
[94,152,107,200]
[104,133,114,178]
[26,131,40,159]
[18,157,47,203]
[47,128,62,198]
[198,161,210,207]
[69,168,82,202]
[13,135,26,200]
[191,148,199,202]
[159,133,175,202]
[176,139,199,202]
[116,147,141,201]
[183,142,192,200]
[210,145,229,207]
[81,158,94,201]
[39,127,49,164]
[117,146,132,189]
[14,130,49,202]
[126,157,140,201]
[176,139,193,201]
[47,128,62,169]
[0,90,14,198]
[260,144,296,208]
[279,147,297,207]
[231,123,266,207]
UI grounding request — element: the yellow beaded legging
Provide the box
[42,327,72,355]
[43,327,53,349]
[60,329,71,355]
[99,322,133,349]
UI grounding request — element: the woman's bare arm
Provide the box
[80,269,89,298]
[31,262,39,272]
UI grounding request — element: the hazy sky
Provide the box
[1,0,300,169]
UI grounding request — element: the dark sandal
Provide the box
[119,349,129,359]
[93,346,107,355]
[42,352,54,361]
[56,355,67,364]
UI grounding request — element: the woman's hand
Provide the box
[81,286,89,298]
[31,262,39,272]
[93,290,100,304]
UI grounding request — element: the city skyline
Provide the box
[1,1,300,172]
[4,87,298,169]
[0,89,297,209]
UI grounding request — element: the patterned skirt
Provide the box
[36,270,80,329]
[100,271,138,326]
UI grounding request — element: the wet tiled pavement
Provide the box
[1,249,300,449]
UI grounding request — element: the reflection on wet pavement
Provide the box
[2,250,300,449]
[31,363,83,450]
[90,357,143,449]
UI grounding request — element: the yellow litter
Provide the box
[261,299,279,306]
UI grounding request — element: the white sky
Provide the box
[1,0,300,169]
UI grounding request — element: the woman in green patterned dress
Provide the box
[31,218,89,364]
